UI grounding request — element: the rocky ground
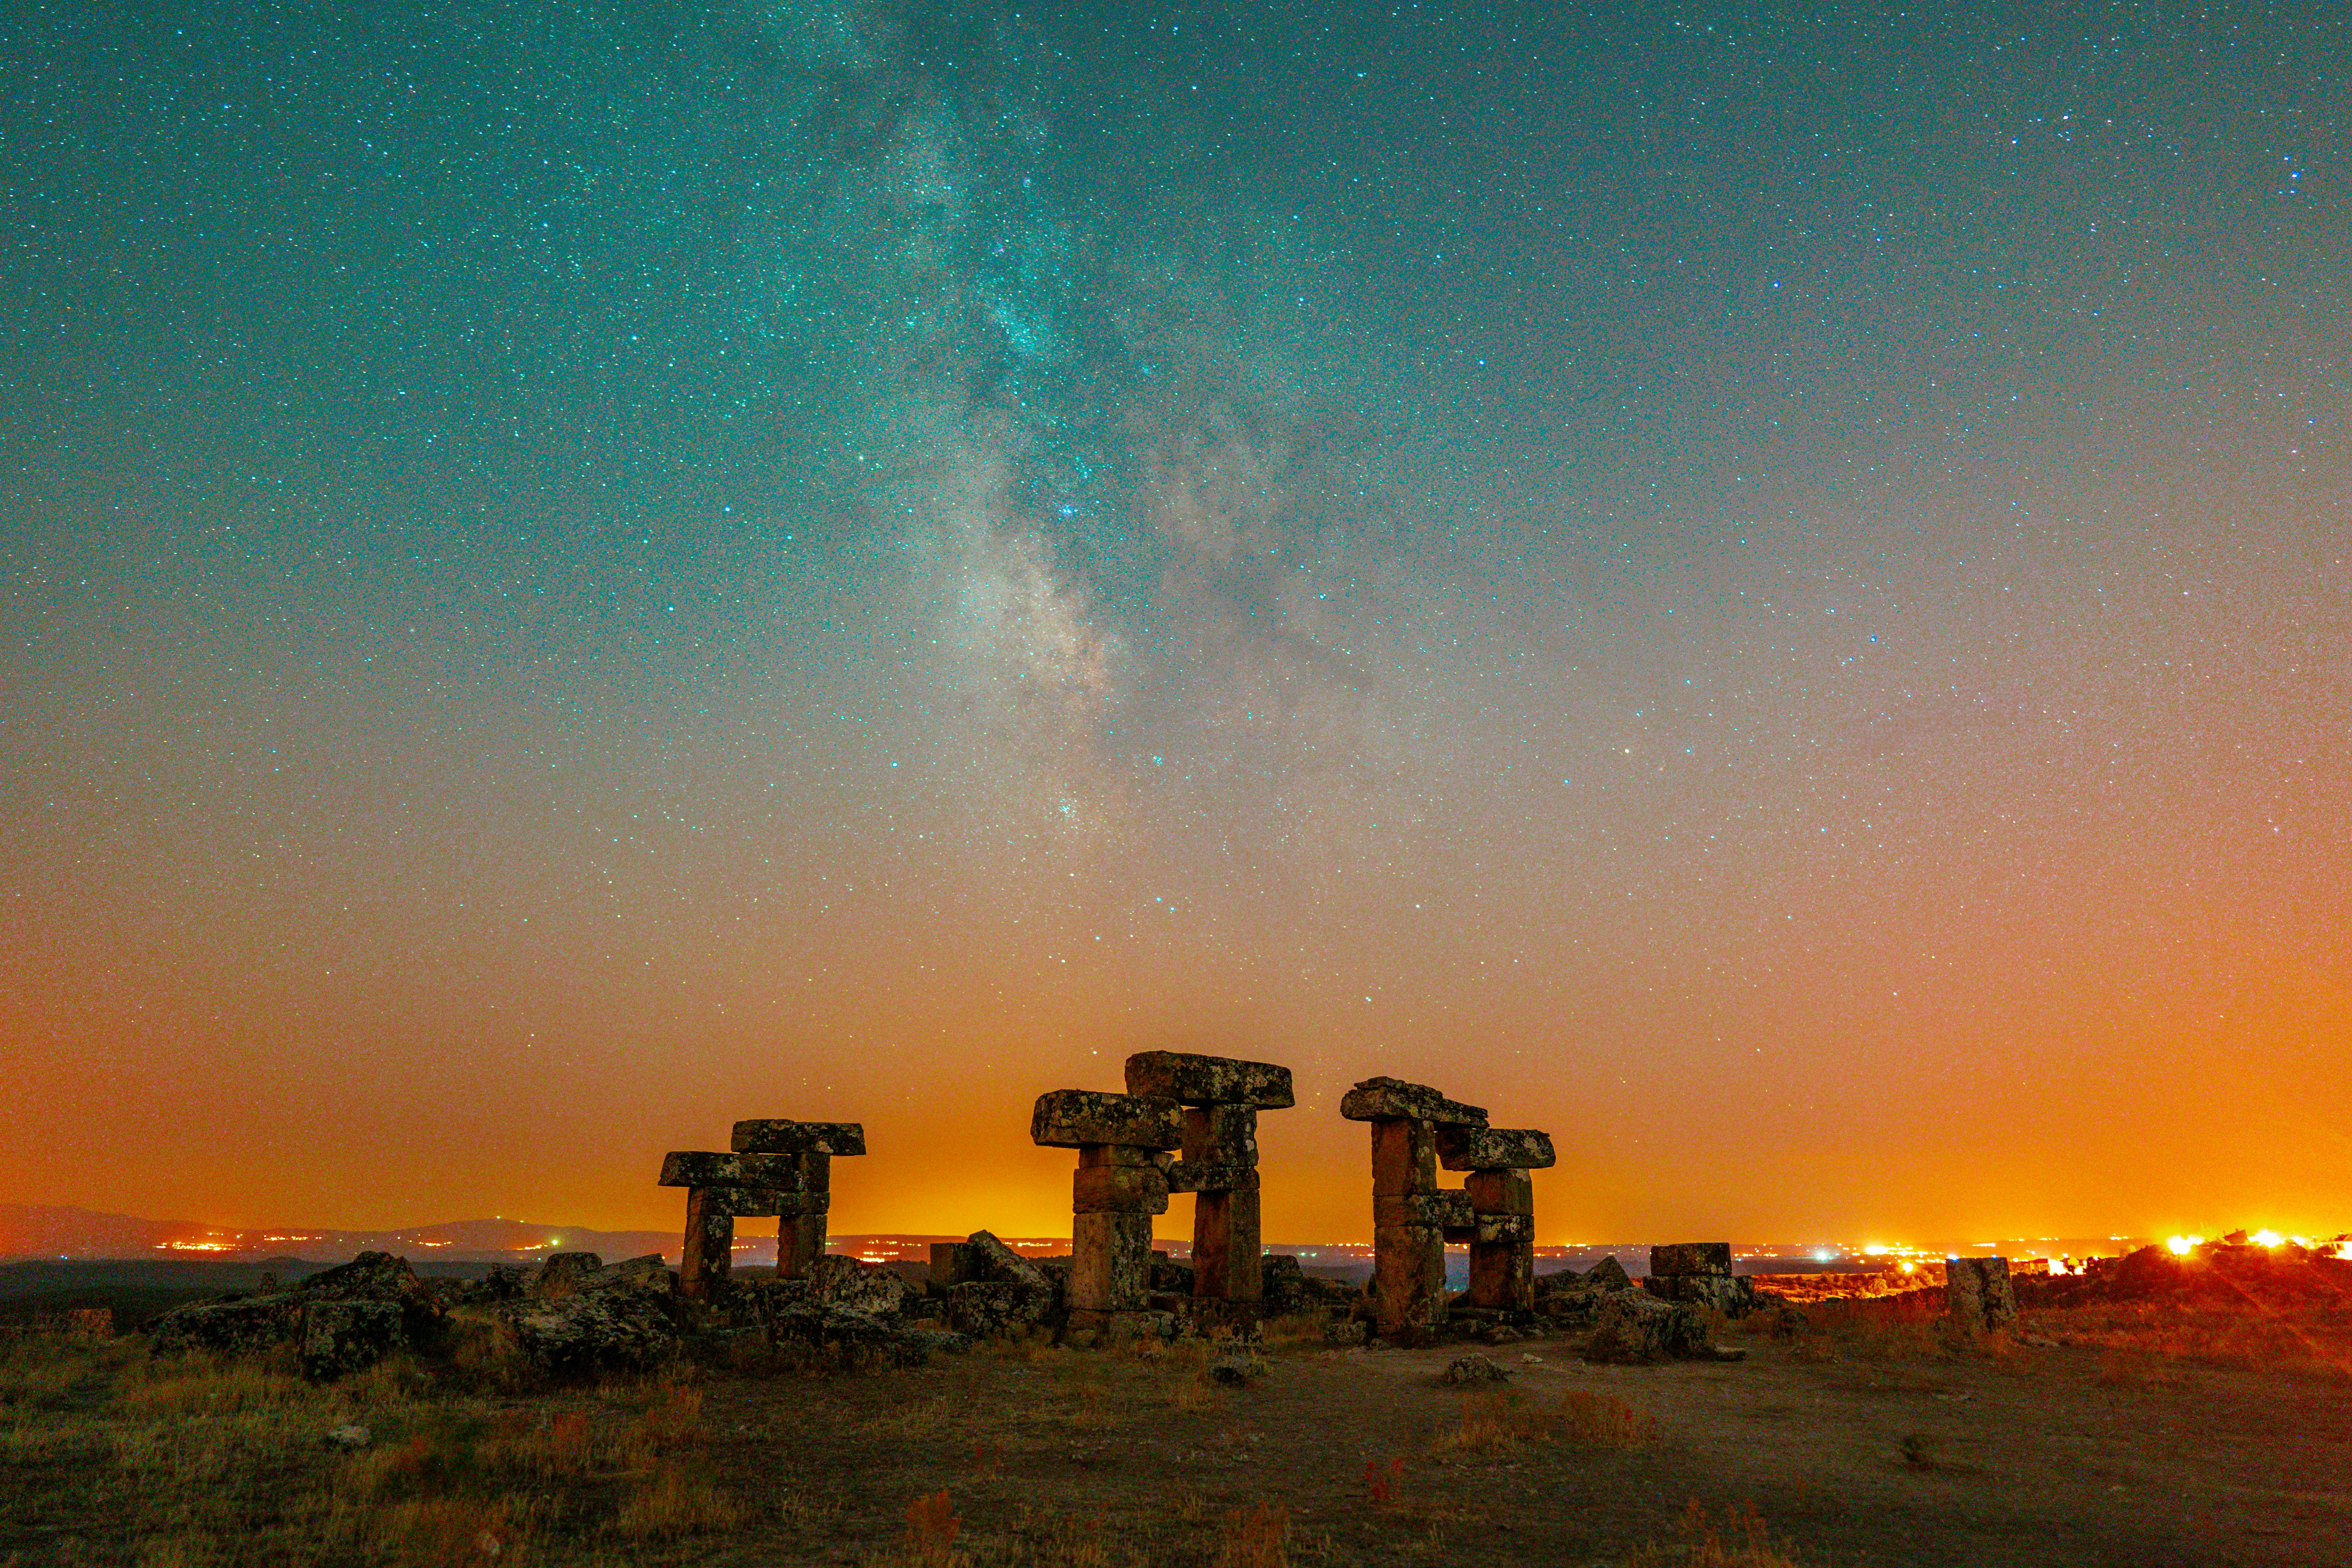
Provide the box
[0,1244,2346,1566]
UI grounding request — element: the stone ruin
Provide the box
[1338,1076,1555,1343]
[1945,1254,2018,1332]
[1027,1085,1183,1339]
[1126,1050,1293,1328]
[657,1119,866,1300]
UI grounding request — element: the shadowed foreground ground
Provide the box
[2,1299,2348,1566]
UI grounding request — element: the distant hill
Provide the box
[0,1203,679,1265]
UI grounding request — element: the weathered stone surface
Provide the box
[1373,1223,1447,1340]
[806,1255,919,1318]
[147,1296,304,1359]
[1074,1164,1171,1215]
[298,1299,403,1381]
[1469,1237,1535,1312]
[1474,1213,1534,1246]
[504,1284,678,1377]
[1436,1125,1557,1171]
[1123,1051,1296,1108]
[943,1280,1052,1339]
[728,1119,867,1157]
[1370,1118,1438,1196]
[658,1151,808,1189]
[1946,1256,2018,1331]
[1065,1308,1175,1343]
[1584,1290,1709,1363]
[1183,1103,1259,1165]
[1645,1273,1756,1317]
[1649,1242,1734,1278]
[1165,1160,1259,1193]
[1374,1191,1476,1229]
[680,1188,735,1300]
[302,1251,442,1330]
[964,1230,1051,1294]
[1030,1090,1183,1151]
[754,1299,956,1365]
[1259,1254,1306,1316]
[1149,1256,1196,1294]
[1537,1285,1610,1326]
[534,1253,607,1298]
[1078,1143,1165,1167]
[929,1241,979,1290]
[1465,1167,1533,1216]
[691,1188,829,1219]
[778,1211,828,1279]
[1070,1211,1155,1312]
[1339,1077,1488,1126]
[1193,1187,1262,1302]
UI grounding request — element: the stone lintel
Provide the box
[658,1151,806,1189]
[1030,1089,1183,1151]
[729,1119,867,1157]
[1123,1050,1296,1108]
[1338,1076,1488,1126]
[1435,1125,1557,1171]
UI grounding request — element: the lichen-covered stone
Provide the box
[1946,1256,2018,1331]
[1373,1222,1447,1341]
[1648,1242,1734,1278]
[806,1255,919,1318]
[1474,1213,1534,1245]
[533,1253,607,1298]
[1646,1273,1756,1317]
[728,1119,867,1157]
[1584,1290,1708,1363]
[929,1241,978,1290]
[298,1299,403,1381]
[690,1188,828,1218]
[1339,1077,1488,1126]
[963,1230,1051,1294]
[1373,1191,1476,1229]
[1123,1051,1296,1108]
[1183,1103,1259,1165]
[1165,1160,1259,1193]
[657,1150,808,1189]
[1370,1117,1438,1196]
[1465,1167,1534,1216]
[504,1284,679,1377]
[146,1296,304,1359]
[1442,1353,1512,1385]
[943,1280,1052,1339]
[1193,1187,1261,1302]
[1435,1126,1557,1171]
[1030,1090,1183,1150]
[1583,1255,1633,1290]
[1070,1210,1155,1312]
[1074,1163,1171,1214]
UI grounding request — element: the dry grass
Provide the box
[1432,1387,1657,1455]
[1635,1502,1817,1566]
[614,1461,742,1537]
[2030,1300,2352,1379]
[1213,1501,1289,1568]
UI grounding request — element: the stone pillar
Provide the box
[732,1120,866,1279]
[1644,1241,1744,1314]
[1946,1255,2017,1332]
[657,1150,808,1300]
[1033,1090,1182,1335]
[1340,1077,1488,1344]
[1125,1051,1295,1332]
[1440,1126,1555,1316]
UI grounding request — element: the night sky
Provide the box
[4,2,2345,1246]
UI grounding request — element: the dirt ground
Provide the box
[3,1302,2348,1567]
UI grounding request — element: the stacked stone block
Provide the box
[1644,1241,1746,1314]
[1339,1077,1489,1342]
[1125,1050,1294,1328]
[1437,1124,1557,1313]
[656,1120,865,1301]
[1031,1089,1183,1336]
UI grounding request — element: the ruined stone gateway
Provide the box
[657,1120,866,1300]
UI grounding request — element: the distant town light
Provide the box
[2166,1234,2202,1255]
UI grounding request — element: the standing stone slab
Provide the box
[1070,1211,1155,1312]
[1369,1119,1439,1197]
[1123,1051,1296,1109]
[680,1187,735,1301]
[1373,1223,1447,1341]
[1193,1187,1263,1305]
[1946,1256,2018,1331]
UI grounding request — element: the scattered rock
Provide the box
[504,1280,678,1378]
[300,1299,405,1381]
[322,1424,372,1450]
[807,1255,918,1319]
[1322,1319,1370,1348]
[1207,1353,1262,1386]
[1442,1354,1511,1385]
[1582,1256,1633,1290]
[532,1253,608,1299]
[1149,1256,1197,1295]
[944,1280,1052,1340]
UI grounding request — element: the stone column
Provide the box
[1340,1077,1487,1344]
[657,1150,808,1300]
[1439,1126,1555,1316]
[1945,1255,2017,1332]
[732,1120,867,1279]
[1032,1090,1182,1336]
[1125,1051,1294,1332]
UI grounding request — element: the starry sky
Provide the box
[3,1,2346,1246]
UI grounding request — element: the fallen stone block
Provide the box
[298,1299,403,1381]
[1029,1090,1183,1151]
[728,1119,867,1156]
[1339,1076,1488,1126]
[146,1296,304,1360]
[929,1241,978,1291]
[1646,1273,1756,1316]
[1442,1353,1511,1385]
[807,1255,919,1319]
[1584,1290,1709,1364]
[532,1253,607,1298]
[964,1230,1051,1294]
[1648,1242,1734,1278]
[1123,1051,1296,1108]
[504,1285,678,1377]
[1436,1125,1557,1171]
[1583,1256,1633,1290]
[657,1151,808,1189]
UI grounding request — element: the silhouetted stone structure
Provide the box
[657,1121,866,1300]
[1125,1050,1295,1329]
[1440,1123,1556,1314]
[1645,1239,1749,1313]
[1340,1077,1486,1342]
[1032,1088,1182,1337]
[1945,1254,2018,1332]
